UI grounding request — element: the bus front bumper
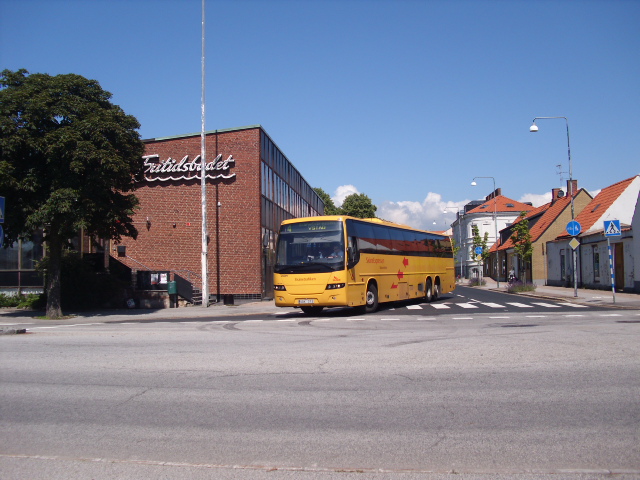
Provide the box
[274,289,348,308]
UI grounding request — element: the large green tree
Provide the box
[340,193,377,219]
[512,211,533,282]
[313,187,341,215]
[0,69,145,318]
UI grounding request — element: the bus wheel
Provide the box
[432,281,440,301]
[300,306,323,315]
[425,279,433,302]
[365,283,378,313]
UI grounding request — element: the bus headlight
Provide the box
[274,285,286,291]
[326,283,345,290]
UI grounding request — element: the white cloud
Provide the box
[332,184,360,207]
[377,193,469,231]
[518,192,551,207]
[587,188,601,198]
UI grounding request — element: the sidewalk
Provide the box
[0,299,284,328]
[463,277,640,310]
[2,281,639,330]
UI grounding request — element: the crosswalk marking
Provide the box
[457,303,479,309]
[506,302,533,308]
[404,300,595,311]
[531,302,561,308]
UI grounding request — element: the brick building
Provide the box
[115,125,323,303]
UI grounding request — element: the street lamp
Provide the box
[471,177,499,289]
[530,116,578,297]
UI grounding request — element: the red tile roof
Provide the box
[465,195,535,215]
[556,176,638,238]
[496,189,592,251]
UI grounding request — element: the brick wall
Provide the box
[114,127,264,298]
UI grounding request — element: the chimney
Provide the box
[566,179,578,196]
[551,187,565,204]
[485,188,502,201]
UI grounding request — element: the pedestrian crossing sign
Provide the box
[604,219,621,237]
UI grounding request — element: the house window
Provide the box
[560,250,566,281]
[593,246,600,282]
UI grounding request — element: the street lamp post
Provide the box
[471,177,499,289]
[530,116,578,298]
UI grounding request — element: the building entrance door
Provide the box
[614,242,624,291]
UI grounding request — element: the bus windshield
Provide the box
[275,220,345,274]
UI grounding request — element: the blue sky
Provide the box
[2,0,639,230]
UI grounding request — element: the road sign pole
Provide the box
[607,237,616,304]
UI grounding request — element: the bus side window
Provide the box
[347,236,360,268]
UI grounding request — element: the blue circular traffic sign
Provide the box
[474,246,483,255]
[566,220,581,236]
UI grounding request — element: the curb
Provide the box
[0,328,28,335]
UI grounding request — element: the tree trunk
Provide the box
[46,230,63,319]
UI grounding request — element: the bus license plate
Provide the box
[299,299,314,304]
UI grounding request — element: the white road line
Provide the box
[457,303,479,309]
[381,318,400,321]
[277,318,296,322]
[506,302,533,308]
[430,304,451,309]
[489,316,511,319]
[347,318,365,321]
[562,303,589,308]
[482,302,505,308]
[406,305,423,310]
[526,315,547,318]
[453,317,474,320]
[531,302,561,308]
[564,314,585,317]
[600,313,622,317]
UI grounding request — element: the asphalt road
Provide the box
[1,291,639,480]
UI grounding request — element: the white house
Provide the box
[450,189,534,279]
[546,175,640,292]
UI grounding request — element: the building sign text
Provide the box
[142,154,236,182]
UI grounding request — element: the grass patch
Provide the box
[469,277,486,287]
[506,281,537,293]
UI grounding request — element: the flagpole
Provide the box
[200,0,209,307]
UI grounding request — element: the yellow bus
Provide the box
[273,216,455,314]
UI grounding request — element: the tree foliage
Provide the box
[471,224,490,262]
[512,211,533,280]
[313,187,341,215]
[340,193,377,219]
[0,69,145,318]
